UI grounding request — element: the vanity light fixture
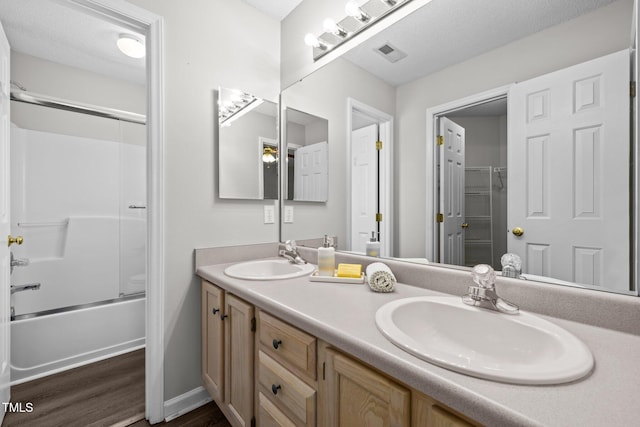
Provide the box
[116,34,145,59]
[305,0,413,61]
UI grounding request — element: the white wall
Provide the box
[127,0,281,402]
[395,0,633,257]
[281,57,395,245]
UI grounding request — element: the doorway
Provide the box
[0,0,164,423]
[441,98,508,270]
[347,98,393,257]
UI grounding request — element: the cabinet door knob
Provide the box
[271,384,281,395]
[220,314,228,320]
[272,339,282,349]
[212,308,220,315]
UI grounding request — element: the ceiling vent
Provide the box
[374,42,407,63]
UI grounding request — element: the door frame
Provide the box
[66,0,165,423]
[347,98,393,257]
[425,85,510,263]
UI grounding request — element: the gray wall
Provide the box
[127,0,281,402]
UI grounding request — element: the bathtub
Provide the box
[10,296,145,385]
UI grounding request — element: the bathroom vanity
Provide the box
[196,246,640,427]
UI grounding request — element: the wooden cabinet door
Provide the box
[320,348,410,427]
[258,392,296,427]
[202,281,224,401]
[412,391,476,427]
[224,293,255,427]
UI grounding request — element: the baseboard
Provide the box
[163,386,212,422]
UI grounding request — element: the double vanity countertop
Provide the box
[197,258,640,427]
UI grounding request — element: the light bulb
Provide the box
[323,18,347,37]
[304,33,320,47]
[345,1,361,17]
[304,33,328,50]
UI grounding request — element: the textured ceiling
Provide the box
[343,0,619,87]
[0,0,145,86]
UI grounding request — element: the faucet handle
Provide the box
[471,264,496,289]
[285,240,297,252]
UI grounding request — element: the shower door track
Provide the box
[10,90,146,125]
[11,292,145,321]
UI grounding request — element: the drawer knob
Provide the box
[212,308,220,315]
[271,384,281,395]
[220,314,228,320]
[272,339,282,349]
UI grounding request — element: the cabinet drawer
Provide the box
[258,350,316,426]
[259,392,296,427]
[258,310,317,382]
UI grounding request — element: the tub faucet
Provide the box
[11,283,41,294]
[279,240,307,264]
[462,264,519,314]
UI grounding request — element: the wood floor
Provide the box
[1,349,231,427]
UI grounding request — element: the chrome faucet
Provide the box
[462,264,519,314]
[11,283,41,294]
[501,253,522,279]
[279,240,307,264]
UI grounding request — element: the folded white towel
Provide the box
[366,262,396,293]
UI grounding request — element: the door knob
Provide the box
[461,223,469,229]
[512,227,524,237]
[7,235,23,247]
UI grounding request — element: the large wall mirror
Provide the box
[218,87,278,200]
[280,0,639,296]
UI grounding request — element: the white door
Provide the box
[509,49,629,290]
[350,124,378,253]
[294,141,328,201]
[0,20,10,423]
[439,117,466,265]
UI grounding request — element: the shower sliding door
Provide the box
[9,105,146,317]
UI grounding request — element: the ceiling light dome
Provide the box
[117,34,145,58]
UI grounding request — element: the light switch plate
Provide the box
[284,205,294,223]
[264,205,275,224]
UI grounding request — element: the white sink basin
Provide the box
[375,296,594,385]
[224,259,315,280]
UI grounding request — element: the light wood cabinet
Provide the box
[202,281,224,401]
[412,391,477,427]
[319,346,411,427]
[201,281,255,427]
[202,280,481,427]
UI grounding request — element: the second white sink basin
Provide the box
[375,296,594,385]
[224,259,315,280]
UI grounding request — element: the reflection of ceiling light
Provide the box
[117,34,145,58]
[263,146,278,163]
[218,87,263,126]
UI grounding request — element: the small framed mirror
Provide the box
[217,87,278,200]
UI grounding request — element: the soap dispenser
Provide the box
[318,235,335,276]
[366,232,381,257]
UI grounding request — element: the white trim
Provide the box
[65,0,165,423]
[163,387,212,422]
[425,85,511,263]
[633,0,639,294]
[347,98,394,257]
